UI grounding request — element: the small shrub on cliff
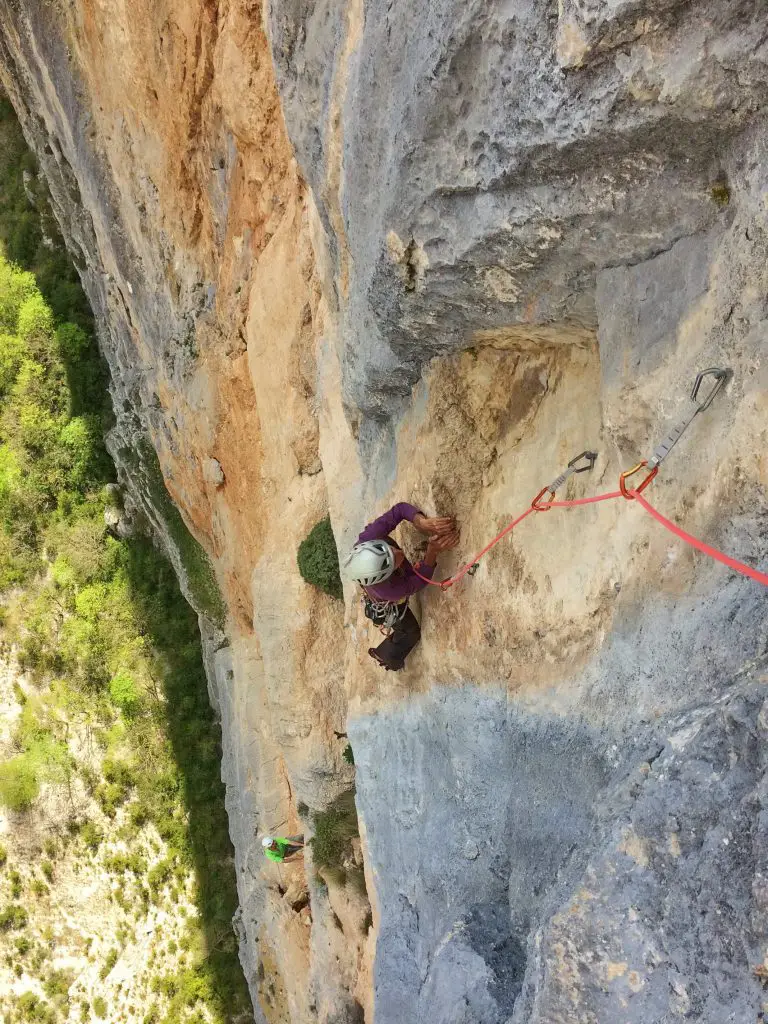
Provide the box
[99,948,119,980]
[14,991,55,1023]
[109,671,141,715]
[297,517,343,600]
[0,903,28,930]
[79,820,103,852]
[711,180,731,207]
[43,968,73,1007]
[0,706,73,813]
[0,755,39,811]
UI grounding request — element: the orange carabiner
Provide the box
[531,487,556,511]
[619,461,658,499]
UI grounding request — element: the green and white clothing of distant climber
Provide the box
[261,835,305,862]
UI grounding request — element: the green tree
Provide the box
[17,293,55,344]
[108,672,141,715]
[0,903,28,930]
[0,259,35,333]
[0,331,25,395]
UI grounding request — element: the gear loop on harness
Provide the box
[361,592,409,633]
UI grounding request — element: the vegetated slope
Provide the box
[0,97,252,1024]
[0,96,92,335]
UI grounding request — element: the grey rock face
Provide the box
[272,0,768,418]
[271,2,768,1021]
[597,232,715,384]
[350,690,620,1023]
[204,457,226,488]
[515,685,768,1024]
[350,673,768,1024]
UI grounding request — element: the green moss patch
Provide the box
[312,789,359,871]
[297,516,343,600]
[134,440,226,627]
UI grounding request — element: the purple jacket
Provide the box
[357,502,435,602]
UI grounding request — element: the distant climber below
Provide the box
[261,835,305,862]
[343,503,459,671]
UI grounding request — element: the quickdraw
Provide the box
[620,368,731,499]
[410,367,767,591]
[532,450,597,511]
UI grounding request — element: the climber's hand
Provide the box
[430,529,460,551]
[413,514,456,536]
[424,530,460,564]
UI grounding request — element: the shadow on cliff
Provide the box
[119,539,253,1020]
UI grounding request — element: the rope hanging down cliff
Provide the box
[412,368,768,591]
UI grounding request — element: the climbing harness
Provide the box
[411,367,768,591]
[361,591,408,634]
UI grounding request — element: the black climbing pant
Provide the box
[282,836,304,858]
[368,607,421,671]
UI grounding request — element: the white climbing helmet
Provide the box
[342,540,395,586]
[261,836,274,848]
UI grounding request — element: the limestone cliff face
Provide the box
[1,2,768,1022]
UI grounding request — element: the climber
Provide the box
[261,835,305,862]
[343,503,459,672]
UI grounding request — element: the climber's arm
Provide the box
[358,503,424,542]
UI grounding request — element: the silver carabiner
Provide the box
[546,451,597,494]
[533,450,598,510]
[691,367,731,411]
[646,367,731,470]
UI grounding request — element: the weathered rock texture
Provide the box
[2,1,768,1022]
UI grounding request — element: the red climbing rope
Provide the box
[412,505,537,589]
[412,482,635,589]
[629,490,768,588]
[538,490,623,509]
[405,370,767,594]
[411,480,768,590]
